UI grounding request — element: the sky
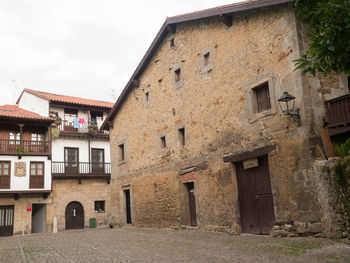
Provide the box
[0,0,240,106]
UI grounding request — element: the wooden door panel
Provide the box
[187,183,197,227]
[65,202,84,229]
[257,195,275,234]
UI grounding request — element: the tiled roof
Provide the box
[18,89,114,109]
[0,105,53,121]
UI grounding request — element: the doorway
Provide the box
[235,155,275,234]
[91,148,104,173]
[185,182,197,226]
[0,205,14,236]
[124,189,132,224]
[65,201,84,230]
[32,204,46,233]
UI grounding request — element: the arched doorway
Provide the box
[65,201,84,230]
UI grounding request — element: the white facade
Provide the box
[17,92,50,117]
[0,156,51,191]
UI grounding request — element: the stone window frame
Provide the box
[158,131,170,154]
[246,72,277,123]
[117,138,128,165]
[176,123,187,148]
[200,47,213,73]
[94,200,105,213]
[172,62,184,89]
[144,87,151,108]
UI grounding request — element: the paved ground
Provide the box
[0,227,350,263]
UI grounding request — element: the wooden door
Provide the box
[124,190,132,224]
[64,147,79,173]
[0,161,10,189]
[236,155,275,234]
[91,148,104,173]
[187,182,197,226]
[0,206,14,236]
[65,202,84,229]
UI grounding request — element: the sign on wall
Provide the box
[243,158,259,170]
[15,162,26,177]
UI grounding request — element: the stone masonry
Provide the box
[107,4,348,234]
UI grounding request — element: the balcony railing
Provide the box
[0,140,50,155]
[57,123,109,136]
[52,162,111,178]
[325,94,350,129]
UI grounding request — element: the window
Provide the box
[203,52,210,67]
[200,47,213,73]
[118,143,125,162]
[172,63,184,89]
[31,133,43,142]
[178,127,185,147]
[91,111,103,126]
[64,147,79,173]
[144,88,151,107]
[94,201,105,213]
[254,82,271,113]
[170,38,175,48]
[160,136,167,149]
[30,162,44,188]
[0,161,10,189]
[174,68,181,82]
[9,132,20,145]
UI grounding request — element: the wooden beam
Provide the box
[223,145,276,163]
[132,79,140,88]
[220,14,233,27]
[167,24,176,34]
[320,128,335,158]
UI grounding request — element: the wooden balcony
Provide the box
[0,140,50,156]
[57,123,109,138]
[52,162,111,179]
[325,94,350,136]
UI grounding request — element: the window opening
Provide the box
[178,128,185,146]
[254,82,271,113]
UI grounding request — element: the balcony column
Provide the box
[48,125,52,156]
[18,124,24,150]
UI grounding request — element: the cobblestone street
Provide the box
[0,227,350,263]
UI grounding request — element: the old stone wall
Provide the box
[109,5,345,231]
[48,179,112,231]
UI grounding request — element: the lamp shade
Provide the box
[278,92,295,103]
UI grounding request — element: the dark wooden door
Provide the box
[0,206,14,236]
[187,182,197,226]
[125,190,132,224]
[65,202,84,230]
[91,148,104,173]
[64,147,79,174]
[236,155,275,234]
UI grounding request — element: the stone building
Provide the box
[102,0,349,235]
[0,105,53,236]
[15,89,113,233]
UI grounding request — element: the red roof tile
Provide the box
[0,105,53,121]
[18,89,114,109]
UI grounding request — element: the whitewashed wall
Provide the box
[0,155,51,191]
[17,92,49,117]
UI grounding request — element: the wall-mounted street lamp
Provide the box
[277,92,301,127]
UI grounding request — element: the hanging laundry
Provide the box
[73,117,79,128]
[79,118,84,124]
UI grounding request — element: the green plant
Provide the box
[51,127,60,139]
[294,0,350,76]
[16,146,26,154]
[88,124,98,136]
[55,116,62,126]
[335,137,350,157]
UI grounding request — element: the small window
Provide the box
[178,127,185,147]
[145,91,150,102]
[203,52,210,67]
[170,38,175,48]
[174,68,181,82]
[118,143,125,162]
[94,201,105,213]
[160,136,167,149]
[254,82,271,113]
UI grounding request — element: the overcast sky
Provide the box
[0,0,240,106]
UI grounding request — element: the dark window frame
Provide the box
[94,200,105,213]
[253,82,271,113]
[29,161,45,189]
[178,127,186,147]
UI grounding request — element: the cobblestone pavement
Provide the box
[1,227,350,263]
